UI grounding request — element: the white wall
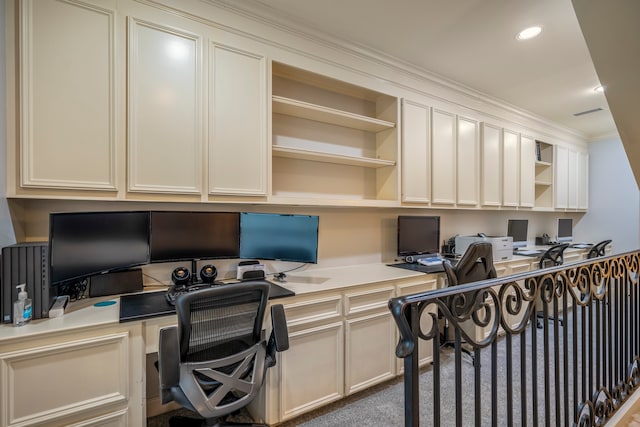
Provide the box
[574,138,640,253]
[0,0,17,247]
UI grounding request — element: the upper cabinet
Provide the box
[519,135,535,208]
[555,144,588,211]
[456,116,480,206]
[13,0,269,201]
[502,129,520,207]
[208,45,267,197]
[401,100,431,203]
[271,62,399,206]
[480,123,502,207]
[17,0,117,192]
[127,19,203,195]
[431,109,456,205]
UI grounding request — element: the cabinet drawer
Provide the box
[510,262,532,274]
[0,332,130,426]
[345,286,394,316]
[283,295,342,327]
[397,277,438,297]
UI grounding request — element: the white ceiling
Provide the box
[224,0,618,141]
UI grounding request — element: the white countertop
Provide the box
[0,296,120,341]
[273,262,429,295]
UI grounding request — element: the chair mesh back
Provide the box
[187,297,260,362]
[176,285,268,363]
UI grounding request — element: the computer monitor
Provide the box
[49,211,150,286]
[557,218,573,243]
[149,211,240,262]
[239,212,319,263]
[507,219,528,249]
[397,216,440,258]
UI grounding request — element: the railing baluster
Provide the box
[520,328,527,427]
[454,329,462,427]
[531,310,539,427]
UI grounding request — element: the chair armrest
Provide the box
[266,304,289,367]
[158,326,180,404]
[271,304,289,352]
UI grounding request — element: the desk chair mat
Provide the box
[119,282,294,322]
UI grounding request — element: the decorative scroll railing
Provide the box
[388,251,640,427]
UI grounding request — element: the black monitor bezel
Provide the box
[149,211,241,263]
[507,219,529,248]
[49,211,151,286]
[397,215,441,257]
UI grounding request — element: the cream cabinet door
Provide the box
[480,123,502,206]
[279,322,344,421]
[19,0,117,190]
[502,129,520,207]
[457,116,479,206]
[567,149,579,209]
[401,100,430,203]
[577,150,589,210]
[520,135,535,207]
[555,145,569,210]
[431,109,456,204]
[278,295,344,421]
[344,286,396,395]
[128,19,203,194]
[209,44,267,196]
[0,324,144,427]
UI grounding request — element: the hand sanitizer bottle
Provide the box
[13,284,32,326]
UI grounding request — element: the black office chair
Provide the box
[157,281,289,426]
[537,243,570,328]
[442,242,497,363]
[587,239,612,258]
[538,243,570,269]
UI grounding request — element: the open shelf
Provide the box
[271,61,400,205]
[272,145,395,168]
[534,140,554,209]
[272,96,395,132]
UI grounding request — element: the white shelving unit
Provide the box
[271,62,399,205]
[534,141,554,209]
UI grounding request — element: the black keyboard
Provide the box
[166,282,221,305]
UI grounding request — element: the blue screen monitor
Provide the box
[507,219,528,248]
[240,213,319,263]
[557,218,573,243]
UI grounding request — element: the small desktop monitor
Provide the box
[557,218,573,243]
[149,211,240,262]
[397,216,440,258]
[507,219,528,249]
[239,212,319,263]
[49,211,150,286]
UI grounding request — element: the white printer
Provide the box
[454,235,514,261]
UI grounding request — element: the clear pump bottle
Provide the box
[13,284,32,326]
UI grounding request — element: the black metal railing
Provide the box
[389,251,640,426]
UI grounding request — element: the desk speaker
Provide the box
[1,242,49,323]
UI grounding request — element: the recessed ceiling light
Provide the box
[594,85,604,93]
[516,26,542,41]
